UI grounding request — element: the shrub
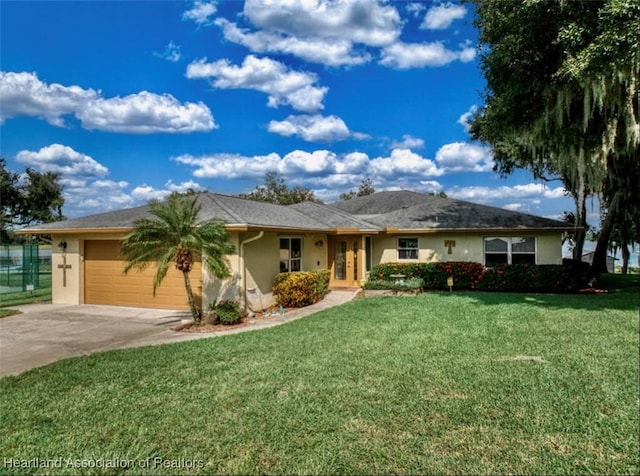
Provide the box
[272,269,331,308]
[477,264,590,293]
[213,300,243,325]
[364,277,424,292]
[369,261,591,293]
[370,262,484,290]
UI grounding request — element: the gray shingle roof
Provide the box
[330,190,432,216]
[288,201,379,231]
[20,193,328,233]
[330,190,570,231]
[19,190,572,234]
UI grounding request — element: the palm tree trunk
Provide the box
[182,271,200,322]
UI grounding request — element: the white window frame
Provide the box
[397,237,419,261]
[279,237,303,273]
[484,237,536,265]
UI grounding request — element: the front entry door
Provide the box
[329,237,360,287]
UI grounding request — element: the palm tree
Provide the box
[120,193,235,322]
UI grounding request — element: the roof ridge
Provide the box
[203,193,244,224]
[316,201,380,228]
[291,201,381,230]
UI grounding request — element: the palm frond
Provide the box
[119,194,234,320]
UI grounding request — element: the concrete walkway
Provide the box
[0,290,358,377]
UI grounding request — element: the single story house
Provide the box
[18,190,575,311]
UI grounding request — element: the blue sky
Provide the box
[1,0,578,223]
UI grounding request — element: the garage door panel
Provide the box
[84,240,202,310]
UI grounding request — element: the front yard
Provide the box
[0,275,638,475]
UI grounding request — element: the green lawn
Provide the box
[0,274,52,308]
[1,275,638,475]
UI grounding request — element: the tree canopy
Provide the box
[339,178,376,201]
[1,158,65,242]
[238,172,321,205]
[469,0,639,272]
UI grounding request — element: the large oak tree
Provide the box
[469,0,639,272]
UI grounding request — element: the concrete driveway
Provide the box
[0,304,210,377]
[0,290,358,378]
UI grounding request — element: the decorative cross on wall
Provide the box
[57,254,72,287]
[444,240,456,254]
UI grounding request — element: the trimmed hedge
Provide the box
[272,269,331,308]
[364,277,424,292]
[368,261,591,293]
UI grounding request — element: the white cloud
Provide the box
[422,2,467,30]
[173,149,445,186]
[370,148,443,177]
[15,144,109,177]
[209,0,401,67]
[186,55,327,112]
[380,41,475,69]
[434,142,493,172]
[419,180,444,193]
[242,0,401,48]
[268,114,367,142]
[0,71,97,126]
[174,152,284,179]
[62,179,206,217]
[447,183,568,202]
[183,0,217,26]
[391,134,425,150]
[503,203,526,212]
[457,104,478,132]
[61,178,134,215]
[0,71,216,133]
[283,150,337,174]
[77,91,216,133]
[132,180,205,202]
[175,147,445,182]
[406,3,427,17]
[215,18,370,67]
[154,41,182,62]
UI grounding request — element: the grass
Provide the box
[0,274,52,308]
[0,275,638,475]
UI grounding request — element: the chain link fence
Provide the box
[0,243,51,294]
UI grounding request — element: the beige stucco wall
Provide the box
[49,229,563,309]
[238,231,328,312]
[535,233,564,264]
[371,232,563,268]
[50,235,83,305]
[49,230,330,312]
[374,234,485,264]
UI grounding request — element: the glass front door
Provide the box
[330,237,360,287]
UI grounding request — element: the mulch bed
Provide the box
[172,305,293,333]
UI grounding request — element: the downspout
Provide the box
[239,231,264,310]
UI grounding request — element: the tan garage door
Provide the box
[84,240,202,310]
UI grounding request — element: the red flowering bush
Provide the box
[477,264,589,293]
[368,262,589,293]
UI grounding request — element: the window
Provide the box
[484,237,535,265]
[280,237,302,272]
[398,238,418,260]
[365,236,373,272]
